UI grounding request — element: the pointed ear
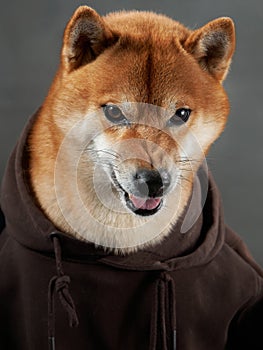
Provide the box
[184,17,235,82]
[61,6,117,72]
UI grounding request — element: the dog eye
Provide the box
[103,105,128,124]
[167,108,191,127]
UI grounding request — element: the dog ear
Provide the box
[61,6,117,72]
[184,17,235,82]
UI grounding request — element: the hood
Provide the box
[0,109,225,271]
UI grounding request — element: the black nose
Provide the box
[133,169,171,198]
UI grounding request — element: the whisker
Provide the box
[85,147,121,160]
[178,174,192,184]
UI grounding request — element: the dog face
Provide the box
[30,7,235,251]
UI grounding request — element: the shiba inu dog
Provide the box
[4,6,263,350]
[29,6,235,252]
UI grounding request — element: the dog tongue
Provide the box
[129,194,161,210]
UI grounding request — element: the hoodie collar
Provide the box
[0,109,225,271]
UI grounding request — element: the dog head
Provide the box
[31,7,235,251]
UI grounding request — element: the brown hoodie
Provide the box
[1,109,263,350]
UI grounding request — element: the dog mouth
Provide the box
[111,172,163,216]
[124,192,163,216]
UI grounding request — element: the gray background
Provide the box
[1,1,262,264]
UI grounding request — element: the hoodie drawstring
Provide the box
[48,233,79,350]
[150,271,176,350]
[47,235,176,349]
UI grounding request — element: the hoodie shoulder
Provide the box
[225,225,263,278]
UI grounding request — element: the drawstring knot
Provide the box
[48,234,79,350]
[150,271,176,350]
[55,275,71,293]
